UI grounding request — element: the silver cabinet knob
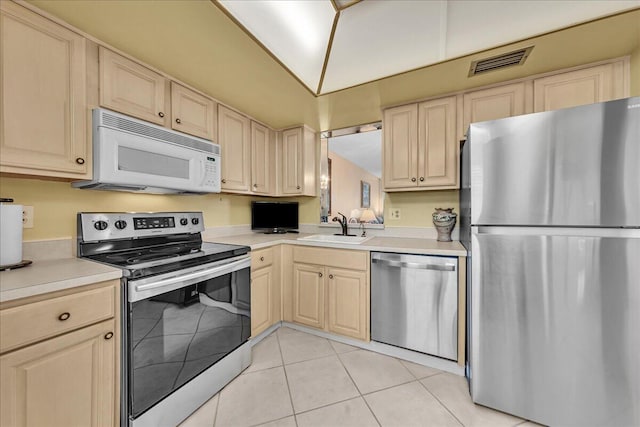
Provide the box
[419,177,425,182]
[411,177,416,182]
[158,112,165,118]
[175,118,181,124]
[329,274,334,279]
[318,272,323,278]
[58,312,70,321]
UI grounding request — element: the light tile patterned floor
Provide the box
[180,327,533,427]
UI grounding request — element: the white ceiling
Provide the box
[217,0,639,95]
[329,130,382,178]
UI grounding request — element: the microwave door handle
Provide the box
[199,159,206,186]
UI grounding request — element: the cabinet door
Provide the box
[218,105,251,192]
[383,104,418,189]
[99,47,167,126]
[462,83,526,137]
[251,266,273,337]
[292,263,325,329]
[0,1,88,178]
[533,62,626,112]
[0,320,116,427]
[417,96,458,189]
[251,121,272,194]
[327,268,368,341]
[281,128,303,195]
[170,82,216,140]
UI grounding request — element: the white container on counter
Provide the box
[0,198,23,266]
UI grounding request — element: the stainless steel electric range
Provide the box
[77,212,252,427]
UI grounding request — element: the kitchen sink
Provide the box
[297,234,373,244]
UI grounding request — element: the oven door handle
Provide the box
[130,256,250,301]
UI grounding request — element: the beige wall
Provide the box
[328,152,382,220]
[384,191,459,228]
[0,177,318,241]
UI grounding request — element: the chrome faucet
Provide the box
[332,212,349,236]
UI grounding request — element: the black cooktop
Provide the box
[83,241,250,279]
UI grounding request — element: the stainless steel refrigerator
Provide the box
[460,97,640,426]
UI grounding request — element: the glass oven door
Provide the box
[125,256,251,420]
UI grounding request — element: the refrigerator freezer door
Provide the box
[468,97,640,227]
[470,227,640,426]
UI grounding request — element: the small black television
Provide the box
[251,201,299,234]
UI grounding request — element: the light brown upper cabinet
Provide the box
[280,126,317,196]
[462,82,528,137]
[218,105,251,192]
[0,1,88,178]
[383,104,418,190]
[383,96,458,191]
[250,122,274,194]
[99,47,168,126]
[533,61,628,112]
[170,82,216,140]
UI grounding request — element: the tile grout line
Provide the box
[211,394,220,427]
[334,350,382,427]
[275,330,299,426]
[416,378,465,427]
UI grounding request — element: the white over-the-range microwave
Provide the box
[73,108,220,194]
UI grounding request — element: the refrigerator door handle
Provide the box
[371,257,456,271]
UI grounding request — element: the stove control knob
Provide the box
[180,218,189,226]
[94,220,108,231]
[114,220,127,230]
[191,218,199,225]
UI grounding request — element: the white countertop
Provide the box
[0,258,122,303]
[1,233,464,303]
[205,233,467,257]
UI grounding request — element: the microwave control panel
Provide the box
[201,154,220,191]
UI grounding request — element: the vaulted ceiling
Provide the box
[27,1,640,131]
[217,1,639,95]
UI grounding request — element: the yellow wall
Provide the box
[384,190,459,228]
[0,177,318,241]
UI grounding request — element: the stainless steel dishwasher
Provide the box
[371,252,458,360]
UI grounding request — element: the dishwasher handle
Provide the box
[372,257,456,271]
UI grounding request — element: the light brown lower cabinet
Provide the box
[1,320,116,427]
[286,246,370,341]
[326,268,368,340]
[292,263,325,329]
[251,246,281,337]
[0,280,119,427]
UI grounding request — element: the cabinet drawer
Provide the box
[293,246,368,271]
[251,247,274,270]
[0,285,115,354]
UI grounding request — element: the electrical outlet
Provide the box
[390,209,401,220]
[22,206,34,229]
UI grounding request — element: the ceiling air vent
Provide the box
[468,46,533,77]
